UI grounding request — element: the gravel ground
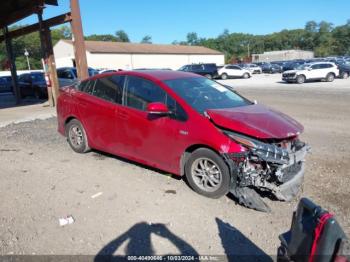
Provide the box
[0,74,349,258]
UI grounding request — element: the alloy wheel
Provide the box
[191,158,222,192]
[69,125,84,148]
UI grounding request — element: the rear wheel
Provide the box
[296,75,305,84]
[204,74,212,79]
[326,73,335,82]
[221,73,228,80]
[65,119,90,153]
[341,72,349,79]
[243,73,249,79]
[185,148,230,199]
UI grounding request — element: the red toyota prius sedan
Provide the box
[57,70,308,211]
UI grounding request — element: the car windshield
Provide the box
[164,77,251,114]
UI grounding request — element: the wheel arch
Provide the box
[179,144,223,177]
[65,116,78,126]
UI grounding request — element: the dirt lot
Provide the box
[0,74,349,258]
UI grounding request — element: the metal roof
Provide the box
[61,40,223,55]
[0,0,58,28]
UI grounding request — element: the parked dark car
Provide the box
[178,63,218,79]
[261,63,283,73]
[338,63,350,79]
[0,76,12,93]
[18,72,47,99]
[57,67,99,87]
[282,61,305,72]
[57,70,308,211]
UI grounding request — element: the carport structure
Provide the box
[0,0,88,106]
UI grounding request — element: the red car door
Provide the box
[76,76,124,153]
[114,75,188,173]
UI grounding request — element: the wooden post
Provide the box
[70,0,88,80]
[3,26,21,104]
[43,27,60,105]
[38,10,54,106]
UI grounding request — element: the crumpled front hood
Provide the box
[206,104,304,139]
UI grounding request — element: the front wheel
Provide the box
[243,73,250,79]
[296,75,305,84]
[185,148,231,199]
[204,74,212,79]
[65,119,90,153]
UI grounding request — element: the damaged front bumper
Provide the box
[261,143,309,201]
[224,141,310,212]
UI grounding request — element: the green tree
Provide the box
[85,34,117,42]
[141,35,152,44]
[186,32,199,45]
[0,25,73,70]
[115,30,130,42]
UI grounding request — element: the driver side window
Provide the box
[124,76,188,121]
[124,76,166,111]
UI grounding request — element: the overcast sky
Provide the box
[16,0,350,44]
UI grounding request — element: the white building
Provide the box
[53,40,225,70]
[252,50,314,62]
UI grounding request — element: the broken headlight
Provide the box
[225,131,290,165]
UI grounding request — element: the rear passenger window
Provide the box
[125,76,166,111]
[92,76,124,103]
[192,65,204,71]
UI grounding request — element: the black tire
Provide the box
[65,119,90,153]
[221,73,228,80]
[296,75,305,84]
[185,148,230,199]
[243,73,249,79]
[204,74,212,79]
[326,73,335,82]
[341,72,349,79]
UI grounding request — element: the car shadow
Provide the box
[215,218,273,262]
[0,95,47,109]
[276,80,325,85]
[94,222,199,261]
[90,149,182,181]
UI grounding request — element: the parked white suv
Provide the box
[218,65,251,79]
[282,62,339,84]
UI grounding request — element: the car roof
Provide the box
[90,70,201,81]
[308,62,335,65]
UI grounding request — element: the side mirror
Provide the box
[307,68,312,71]
[146,102,170,115]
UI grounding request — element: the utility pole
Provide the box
[247,42,250,58]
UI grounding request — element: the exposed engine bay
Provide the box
[222,130,310,212]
